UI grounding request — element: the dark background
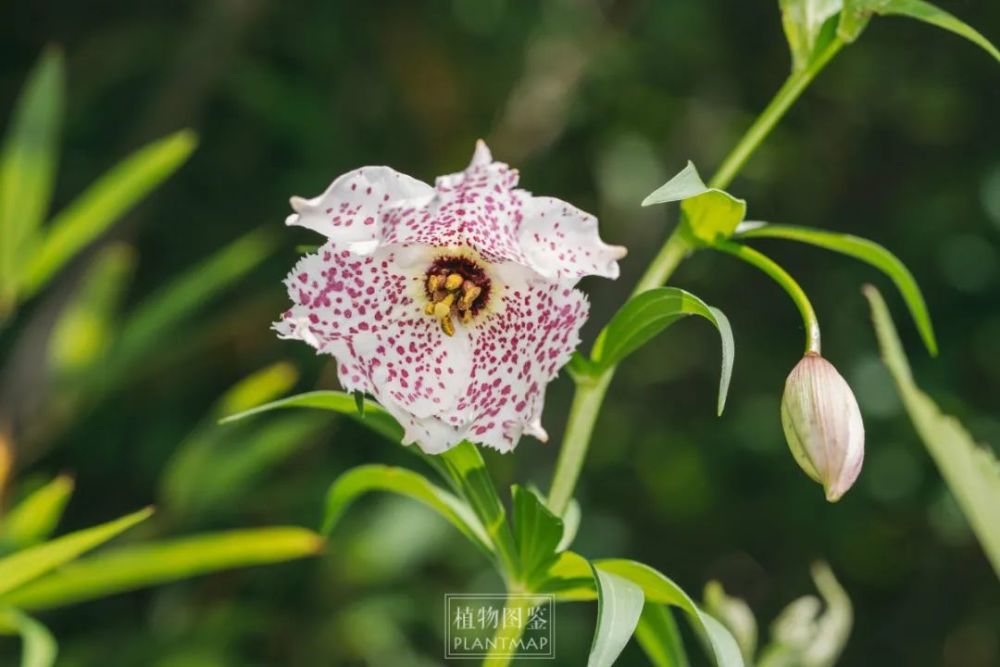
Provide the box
[1,0,998,665]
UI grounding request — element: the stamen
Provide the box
[423,257,491,336]
[444,273,464,291]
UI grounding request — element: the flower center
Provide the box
[423,256,491,336]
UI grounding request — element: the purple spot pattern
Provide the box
[275,142,621,454]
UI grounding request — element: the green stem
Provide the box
[709,37,845,191]
[715,240,821,355]
[546,39,845,514]
[481,597,533,667]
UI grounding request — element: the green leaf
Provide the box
[321,464,492,557]
[353,391,366,417]
[47,243,135,376]
[591,287,735,415]
[736,222,936,355]
[596,560,745,667]
[438,442,520,576]
[589,563,645,667]
[20,129,197,297]
[215,362,299,419]
[539,550,598,601]
[0,506,152,596]
[0,48,64,307]
[220,390,404,442]
[864,285,1000,576]
[636,603,690,667]
[779,0,843,70]
[0,476,74,551]
[0,527,323,611]
[0,608,58,667]
[844,0,999,63]
[511,485,564,585]
[642,162,746,247]
[163,414,326,518]
[112,227,273,372]
[556,498,581,553]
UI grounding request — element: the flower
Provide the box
[780,353,865,501]
[275,141,625,454]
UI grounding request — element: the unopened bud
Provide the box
[780,353,864,502]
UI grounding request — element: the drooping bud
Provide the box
[780,353,864,502]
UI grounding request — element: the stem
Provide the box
[481,597,533,667]
[546,39,845,513]
[715,240,821,355]
[709,37,845,191]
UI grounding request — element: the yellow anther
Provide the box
[424,303,436,315]
[461,309,473,324]
[427,274,444,292]
[432,293,455,319]
[444,273,464,291]
[440,315,455,336]
[459,284,481,309]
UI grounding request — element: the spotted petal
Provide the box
[519,196,626,281]
[287,167,434,254]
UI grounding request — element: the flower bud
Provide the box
[780,353,864,502]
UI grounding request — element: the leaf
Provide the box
[0,48,64,306]
[438,442,520,575]
[642,162,746,247]
[511,485,564,584]
[220,390,404,442]
[111,227,274,374]
[635,603,690,667]
[20,129,197,297]
[215,362,299,419]
[0,476,74,551]
[591,287,735,415]
[47,243,135,376]
[0,506,152,596]
[779,0,843,70]
[844,0,999,63]
[864,285,1000,576]
[0,527,323,611]
[321,464,492,557]
[0,608,58,667]
[556,498,581,553]
[163,413,327,518]
[588,564,645,667]
[736,222,936,355]
[596,560,745,667]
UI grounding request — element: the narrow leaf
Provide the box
[737,222,936,354]
[321,464,492,557]
[511,485,564,584]
[636,603,691,667]
[642,162,746,246]
[112,227,273,371]
[592,287,735,415]
[0,476,74,550]
[597,559,745,667]
[589,564,645,667]
[0,48,64,304]
[848,0,999,63]
[0,506,152,596]
[215,361,299,419]
[20,129,197,296]
[0,608,58,667]
[220,390,404,442]
[438,442,520,574]
[0,527,323,611]
[864,285,1000,576]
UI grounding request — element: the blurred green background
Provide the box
[1,0,998,665]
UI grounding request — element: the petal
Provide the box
[273,242,412,393]
[439,269,589,452]
[518,195,626,281]
[287,167,434,253]
[381,142,528,265]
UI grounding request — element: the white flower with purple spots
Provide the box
[275,141,625,454]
